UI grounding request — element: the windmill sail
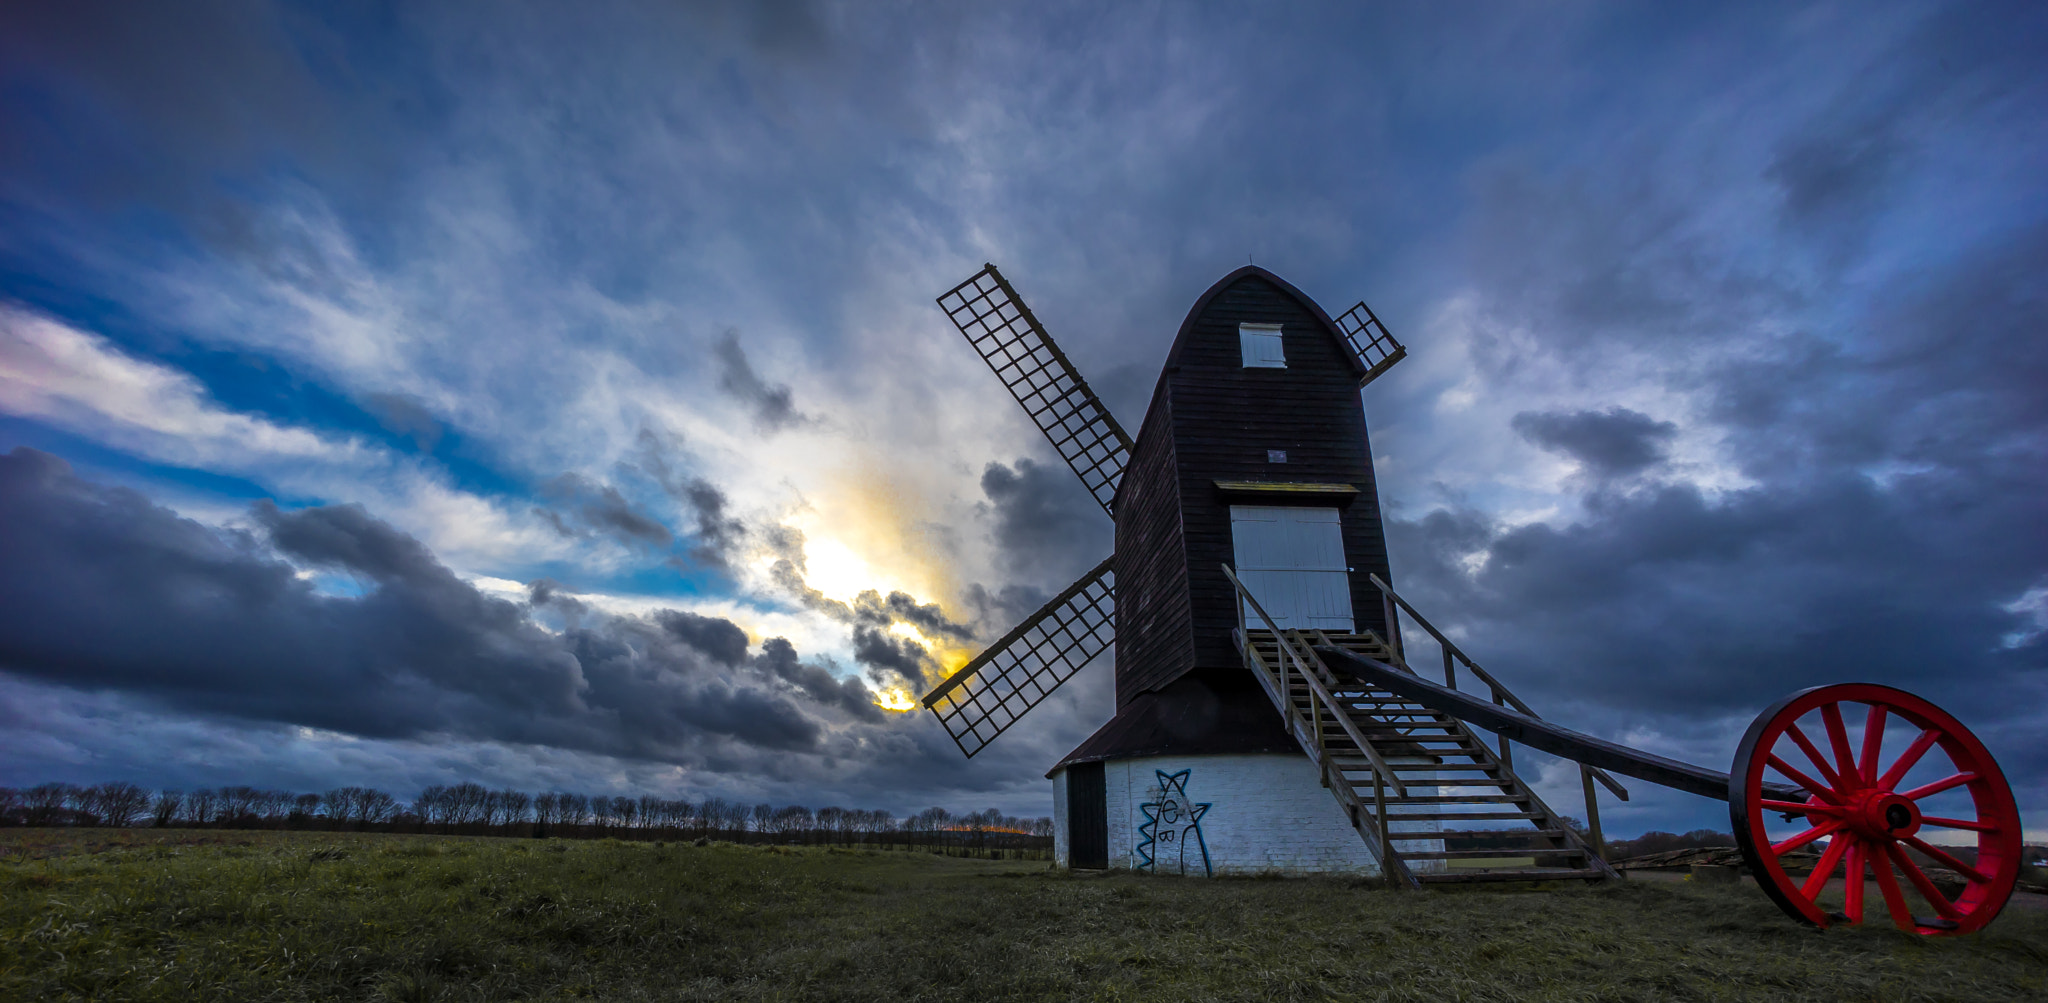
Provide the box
[1332,300,1407,388]
[938,265,1133,516]
[921,556,1115,757]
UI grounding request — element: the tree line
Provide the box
[0,781,1053,856]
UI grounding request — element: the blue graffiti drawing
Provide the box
[1136,769,1213,876]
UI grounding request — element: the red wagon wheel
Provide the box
[1730,684,2022,935]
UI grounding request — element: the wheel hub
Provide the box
[1843,785,1921,842]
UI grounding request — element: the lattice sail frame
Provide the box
[1333,300,1408,388]
[921,556,1115,757]
[937,265,1133,516]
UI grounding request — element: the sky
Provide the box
[0,1,2042,838]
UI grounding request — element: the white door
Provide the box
[1230,505,1354,631]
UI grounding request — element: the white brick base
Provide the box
[1052,752,1444,876]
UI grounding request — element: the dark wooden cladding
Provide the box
[1111,392,1193,707]
[1112,267,1393,706]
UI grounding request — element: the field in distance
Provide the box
[4,828,2045,1002]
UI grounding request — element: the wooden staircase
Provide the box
[1234,627,1619,888]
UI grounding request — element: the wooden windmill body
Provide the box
[925,264,1612,882]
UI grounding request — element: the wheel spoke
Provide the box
[1784,723,1846,792]
[1869,845,1915,932]
[1773,819,1842,856]
[1875,728,1941,791]
[1760,799,1843,817]
[1857,704,1887,784]
[1903,836,1990,884]
[1801,835,1855,899]
[1887,844,1962,921]
[1900,771,1977,802]
[1919,815,1995,833]
[1819,703,1859,784]
[1767,755,1841,803]
[1843,839,1866,924]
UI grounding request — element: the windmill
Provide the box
[920,264,1617,884]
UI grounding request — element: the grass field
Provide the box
[4,829,2045,1002]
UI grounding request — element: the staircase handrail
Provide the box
[1365,573,1629,803]
[1222,565,1408,798]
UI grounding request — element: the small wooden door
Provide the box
[1067,761,1107,869]
[1230,505,1355,631]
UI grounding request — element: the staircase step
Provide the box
[1378,795,1531,805]
[1239,626,1615,887]
[1398,847,1588,860]
[1389,811,1547,822]
[1411,828,1567,841]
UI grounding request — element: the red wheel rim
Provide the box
[1730,683,2021,935]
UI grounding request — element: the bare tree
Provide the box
[767,804,812,839]
[261,790,294,824]
[697,797,728,838]
[414,786,447,827]
[89,782,151,827]
[498,789,531,829]
[358,789,397,826]
[322,788,358,826]
[218,786,259,824]
[446,782,490,826]
[25,783,75,825]
[151,790,183,828]
[187,788,219,826]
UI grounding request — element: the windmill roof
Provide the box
[1159,266,1369,382]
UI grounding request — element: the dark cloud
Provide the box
[533,507,581,539]
[257,499,445,582]
[360,393,444,453]
[963,582,1054,638]
[0,0,377,213]
[653,609,749,667]
[977,458,1115,586]
[850,626,934,690]
[542,473,673,548]
[525,578,588,619]
[1510,407,1676,479]
[0,448,924,770]
[1766,118,1906,231]
[714,331,806,433]
[852,590,975,642]
[678,478,747,569]
[628,428,749,569]
[1386,222,2048,822]
[758,637,885,722]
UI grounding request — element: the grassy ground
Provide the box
[3,829,2044,1002]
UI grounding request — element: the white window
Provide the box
[1230,505,1354,631]
[1239,323,1285,368]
